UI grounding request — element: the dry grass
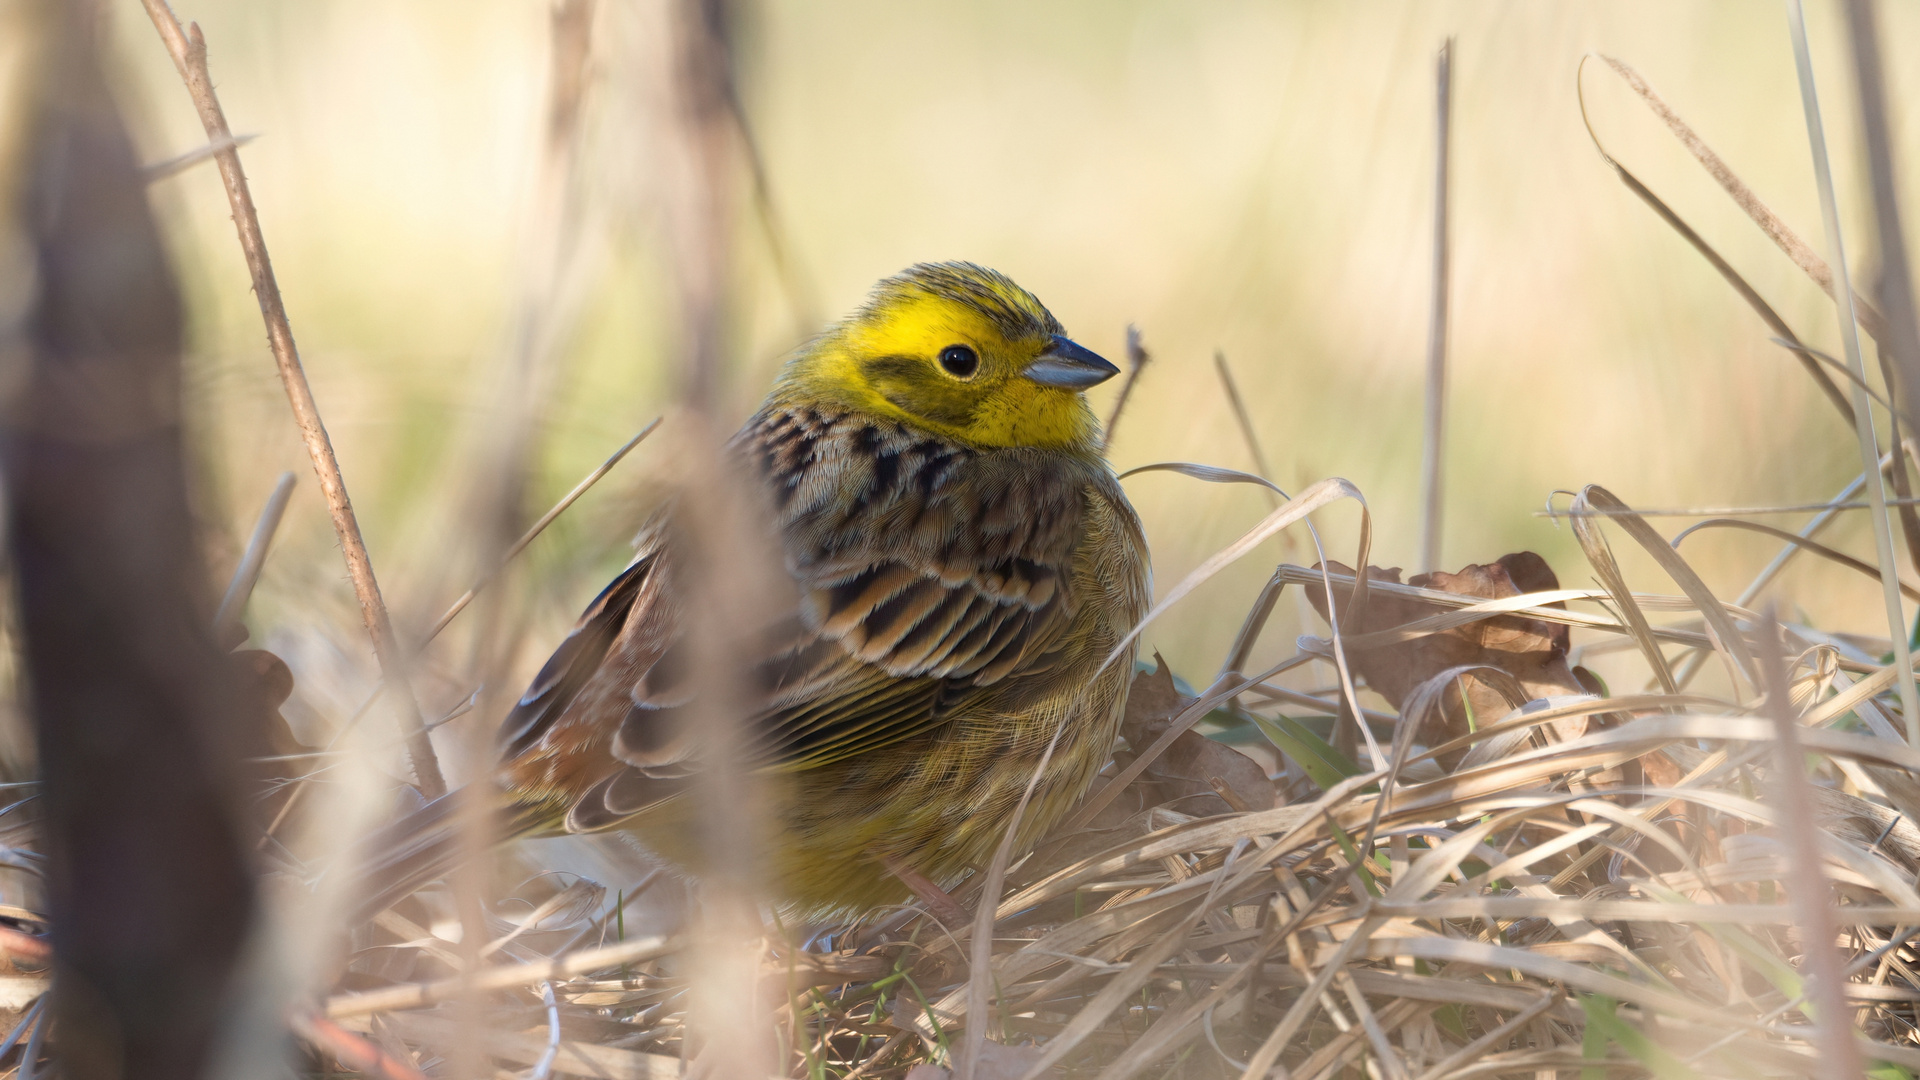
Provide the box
[293,506,1920,1078]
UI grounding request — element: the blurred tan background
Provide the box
[95,0,1920,758]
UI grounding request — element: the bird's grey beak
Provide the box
[1022,335,1121,389]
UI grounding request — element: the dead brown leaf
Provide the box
[1304,554,1586,760]
[1117,656,1274,816]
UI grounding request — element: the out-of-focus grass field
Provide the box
[104,1,1920,756]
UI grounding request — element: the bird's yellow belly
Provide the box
[622,654,1129,914]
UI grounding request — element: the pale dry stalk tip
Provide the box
[1756,611,1863,1080]
[213,470,296,638]
[1418,37,1452,577]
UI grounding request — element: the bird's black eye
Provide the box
[938,344,979,379]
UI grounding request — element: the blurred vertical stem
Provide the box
[4,1,260,1072]
[1757,614,1863,1080]
[137,0,445,795]
[1784,0,1920,745]
[665,0,775,1077]
[1419,38,1452,576]
[1845,0,1920,579]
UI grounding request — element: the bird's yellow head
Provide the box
[773,263,1119,452]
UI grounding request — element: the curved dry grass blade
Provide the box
[1808,663,1909,735]
[1105,473,1376,764]
[1672,518,1920,601]
[1116,459,1288,496]
[1413,692,1715,770]
[1274,565,1731,651]
[1574,486,1755,690]
[1370,664,1525,853]
[1575,55,1854,425]
[1322,588,1630,650]
[1766,337,1897,414]
[1590,54,1887,343]
[1219,567,1287,680]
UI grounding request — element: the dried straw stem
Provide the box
[137,0,444,795]
[1784,0,1920,745]
[1757,613,1862,1080]
[1419,38,1452,576]
[327,935,678,1018]
[1100,325,1151,451]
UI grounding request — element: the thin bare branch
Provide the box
[1101,325,1151,451]
[136,0,445,795]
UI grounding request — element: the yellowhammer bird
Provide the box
[365,262,1150,914]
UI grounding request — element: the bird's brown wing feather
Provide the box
[503,407,1098,832]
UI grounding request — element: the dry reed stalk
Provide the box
[1757,613,1863,1080]
[136,0,445,796]
[1847,0,1920,535]
[655,2,780,1078]
[1785,0,1920,745]
[1419,38,1452,576]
